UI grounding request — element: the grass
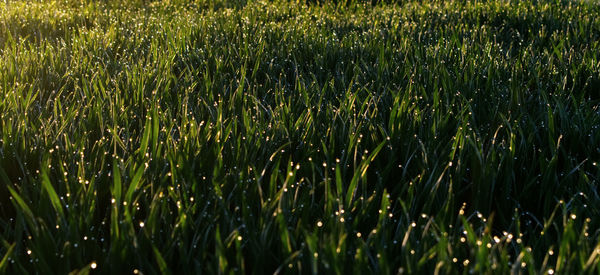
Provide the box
[1,0,600,273]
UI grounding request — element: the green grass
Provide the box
[1,0,600,273]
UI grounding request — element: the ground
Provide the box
[1,0,600,274]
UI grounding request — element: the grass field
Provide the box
[1,0,600,273]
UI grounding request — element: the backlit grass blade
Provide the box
[40,159,64,219]
[0,243,15,273]
[345,141,386,207]
[153,245,170,275]
[124,164,144,203]
[6,185,37,231]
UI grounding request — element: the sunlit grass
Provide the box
[1,0,600,273]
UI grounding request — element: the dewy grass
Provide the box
[0,0,600,273]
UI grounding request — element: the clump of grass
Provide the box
[1,0,600,273]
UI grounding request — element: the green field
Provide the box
[1,0,600,273]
